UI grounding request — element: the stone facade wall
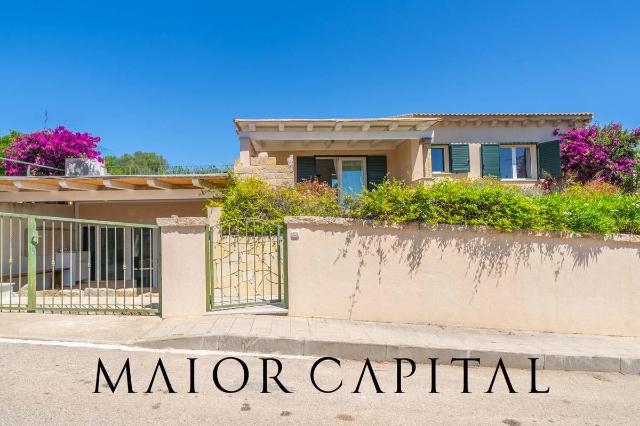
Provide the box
[234,153,294,187]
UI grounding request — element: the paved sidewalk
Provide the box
[1,312,639,374]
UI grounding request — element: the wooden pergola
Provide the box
[0,174,228,203]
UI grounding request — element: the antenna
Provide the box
[44,109,48,129]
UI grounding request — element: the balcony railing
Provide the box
[104,164,232,176]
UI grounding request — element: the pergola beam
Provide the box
[238,130,435,141]
[147,179,176,190]
[59,181,99,191]
[13,181,60,192]
[103,180,135,190]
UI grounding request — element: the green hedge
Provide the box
[349,179,640,234]
[215,177,640,235]
[212,177,342,233]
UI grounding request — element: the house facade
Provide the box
[234,112,593,194]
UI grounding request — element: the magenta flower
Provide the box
[557,123,639,185]
[2,126,103,176]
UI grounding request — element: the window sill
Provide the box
[500,178,539,182]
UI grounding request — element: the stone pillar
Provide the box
[207,206,222,226]
[409,139,424,182]
[238,137,255,166]
[422,137,433,179]
[157,216,208,317]
[207,206,222,247]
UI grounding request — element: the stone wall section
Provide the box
[234,153,295,187]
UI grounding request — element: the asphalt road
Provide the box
[0,339,638,425]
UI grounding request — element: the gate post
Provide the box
[27,217,37,312]
[282,223,289,308]
[157,216,208,317]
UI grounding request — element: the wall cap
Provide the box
[284,216,640,244]
[157,216,208,227]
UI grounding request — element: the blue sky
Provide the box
[1,0,638,165]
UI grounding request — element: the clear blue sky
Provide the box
[1,0,638,165]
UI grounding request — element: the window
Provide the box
[314,157,366,199]
[500,147,532,179]
[431,148,446,173]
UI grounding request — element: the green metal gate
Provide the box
[0,212,160,315]
[205,219,287,310]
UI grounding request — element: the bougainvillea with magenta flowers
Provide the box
[555,123,639,185]
[2,126,103,176]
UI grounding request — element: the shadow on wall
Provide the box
[331,224,640,320]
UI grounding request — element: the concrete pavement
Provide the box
[0,312,639,374]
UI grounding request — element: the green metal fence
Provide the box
[206,220,286,310]
[0,212,160,314]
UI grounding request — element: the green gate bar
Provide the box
[205,219,286,311]
[0,211,160,315]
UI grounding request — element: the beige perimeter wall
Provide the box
[285,217,640,336]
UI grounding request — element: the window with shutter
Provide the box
[537,140,561,178]
[482,144,501,177]
[296,156,316,182]
[366,156,387,189]
[449,144,470,173]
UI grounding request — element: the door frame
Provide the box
[315,156,367,199]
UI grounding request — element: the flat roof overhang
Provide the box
[0,174,228,203]
[234,117,439,151]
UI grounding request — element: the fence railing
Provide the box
[205,219,286,310]
[105,164,231,176]
[0,212,160,314]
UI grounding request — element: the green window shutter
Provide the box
[296,156,316,182]
[481,144,501,177]
[366,156,387,190]
[537,140,561,178]
[448,144,470,173]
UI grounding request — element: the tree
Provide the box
[555,123,639,186]
[104,151,170,174]
[2,126,102,176]
[0,130,21,175]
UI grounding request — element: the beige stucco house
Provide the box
[234,112,593,195]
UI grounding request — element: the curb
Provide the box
[134,334,640,374]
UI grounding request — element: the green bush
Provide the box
[537,185,640,234]
[213,177,342,233]
[350,179,545,231]
[215,177,640,235]
[349,178,640,234]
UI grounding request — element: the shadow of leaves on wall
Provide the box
[328,223,639,316]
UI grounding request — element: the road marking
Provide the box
[0,337,314,360]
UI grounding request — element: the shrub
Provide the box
[2,126,102,176]
[217,177,640,235]
[350,179,544,231]
[0,131,21,175]
[345,178,418,222]
[537,191,640,235]
[349,178,640,234]
[556,123,639,187]
[214,177,342,232]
